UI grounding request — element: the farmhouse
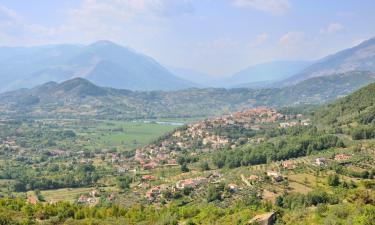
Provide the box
[267,171,283,181]
[146,185,168,200]
[334,154,351,161]
[228,183,238,192]
[49,149,68,157]
[77,195,87,204]
[142,175,157,181]
[315,157,326,166]
[146,187,161,200]
[117,166,129,173]
[143,162,157,170]
[77,195,99,205]
[27,195,38,205]
[282,161,296,170]
[176,177,207,190]
[90,189,99,197]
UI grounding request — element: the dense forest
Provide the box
[212,126,344,169]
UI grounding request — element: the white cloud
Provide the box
[320,22,345,35]
[0,0,195,46]
[0,5,20,21]
[71,0,194,20]
[279,31,305,46]
[232,0,291,15]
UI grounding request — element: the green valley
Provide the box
[0,82,374,224]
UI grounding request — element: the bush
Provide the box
[316,203,328,216]
[327,174,340,187]
[200,161,210,171]
[307,189,329,206]
[206,185,223,202]
[181,163,189,173]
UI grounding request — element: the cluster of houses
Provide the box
[135,107,305,171]
[77,189,115,206]
[281,161,296,170]
[313,154,352,166]
[186,108,289,134]
[134,148,179,171]
[145,173,224,201]
[266,171,284,182]
[175,177,208,190]
[334,153,352,161]
[279,119,310,128]
[77,189,100,205]
[0,138,22,151]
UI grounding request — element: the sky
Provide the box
[0,0,374,77]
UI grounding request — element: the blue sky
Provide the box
[0,0,374,76]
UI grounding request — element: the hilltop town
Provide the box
[135,107,310,170]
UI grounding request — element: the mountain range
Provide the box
[0,41,195,92]
[1,37,375,92]
[1,71,374,119]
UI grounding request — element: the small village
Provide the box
[135,107,310,171]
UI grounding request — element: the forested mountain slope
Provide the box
[315,80,375,126]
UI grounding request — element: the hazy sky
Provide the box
[0,0,374,77]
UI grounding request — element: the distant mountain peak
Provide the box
[0,40,196,92]
[56,77,107,97]
[59,77,98,89]
[88,40,124,49]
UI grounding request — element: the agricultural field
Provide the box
[82,120,181,149]
[31,118,189,151]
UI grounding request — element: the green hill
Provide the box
[315,81,375,125]
[314,79,375,140]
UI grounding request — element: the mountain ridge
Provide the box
[222,60,312,87]
[0,41,196,92]
[1,71,374,119]
[283,37,375,85]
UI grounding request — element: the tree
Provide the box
[117,176,132,190]
[316,203,328,216]
[181,163,189,173]
[306,189,329,206]
[200,161,210,171]
[0,213,14,225]
[275,196,283,207]
[327,174,340,187]
[206,185,222,202]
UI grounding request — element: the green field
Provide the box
[39,188,92,203]
[80,120,183,150]
[95,122,177,148]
